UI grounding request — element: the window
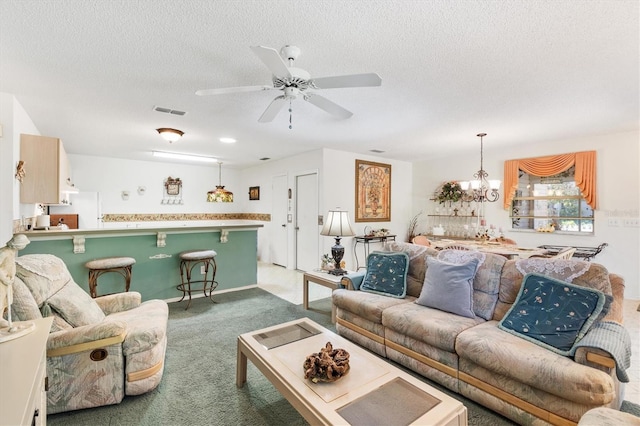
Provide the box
[511,166,594,233]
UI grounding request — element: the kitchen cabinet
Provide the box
[20,134,75,204]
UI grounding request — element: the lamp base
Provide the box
[328,268,347,276]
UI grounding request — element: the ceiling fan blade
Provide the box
[196,85,273,96]
[305,94,353,119]
[258,96,287,122]
[250,46,292,79]
[311,73,382,89]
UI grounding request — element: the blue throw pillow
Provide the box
[415,256,480,318]
[360,251,410,298]
[498,273,607,355]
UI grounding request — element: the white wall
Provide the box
[322,149,413,271]
[413,131,640,299]
[65,154,242,217]
[0,93,40,243]
[240,149,323,264]
[239,148,414,270]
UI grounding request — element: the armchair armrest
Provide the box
[47,321,127,357]
[95,291,142,315]
[341,270,366,290]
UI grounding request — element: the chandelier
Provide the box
[207,162,233,203]
[460,133,500,203]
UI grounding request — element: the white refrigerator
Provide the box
[49,192,102,229]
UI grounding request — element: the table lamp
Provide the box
[320,210,355,276]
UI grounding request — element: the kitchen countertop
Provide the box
[19,221,264,239]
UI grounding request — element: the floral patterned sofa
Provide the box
[333,241,629,425]
[10,254,168,414]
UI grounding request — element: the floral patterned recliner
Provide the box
[10,254,168,414]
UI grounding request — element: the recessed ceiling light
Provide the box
[152,151,217,163]
[219,137,236,144]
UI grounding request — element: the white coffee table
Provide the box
[237,318,467,425]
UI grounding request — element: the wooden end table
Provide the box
[303,270,352,322]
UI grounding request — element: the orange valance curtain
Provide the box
[503,151,596,210]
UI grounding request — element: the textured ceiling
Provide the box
[1,0,638,168]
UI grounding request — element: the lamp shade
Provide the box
[320,210,355,237]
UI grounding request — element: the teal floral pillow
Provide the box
[360,251,410,298]
[498,273,607,355]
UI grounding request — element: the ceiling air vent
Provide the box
[153,106,187,116]
[369,149,385,153]
[260,157,270,161]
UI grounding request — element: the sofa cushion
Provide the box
[456,321,616,405]
[360,251,410,298]
[498,273,607,355]
[47,280,106,327]
[383,301,484,352]
[383,241,439,297]
[415,256,480,318]
[437,250,505,320]
[333,288,414,325]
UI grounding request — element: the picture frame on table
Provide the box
[355,159,391,222]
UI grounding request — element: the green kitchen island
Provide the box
[18,222,262,301]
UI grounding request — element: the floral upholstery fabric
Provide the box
[332,256,626,425]
[383,241,438,297]
[332,288,413,324]
[456,321,616,406]
[16,254,105,326]
[10,253,169,414]
[578,407,640,426]
[383,301,484,352]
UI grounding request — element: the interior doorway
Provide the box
[271,174,288,267]
[295,172,319,272]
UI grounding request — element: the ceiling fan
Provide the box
[196,45,382,123]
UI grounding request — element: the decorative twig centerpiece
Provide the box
[303,342,350,383]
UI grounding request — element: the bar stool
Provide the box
[177,249,218,310]
[85,256,136,298]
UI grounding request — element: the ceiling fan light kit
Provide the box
[156,127,184,143]
[196,45,382,126]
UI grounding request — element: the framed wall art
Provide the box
[355,159,391,222]
[249,186,260,200]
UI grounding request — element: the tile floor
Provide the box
[256,261,640,405]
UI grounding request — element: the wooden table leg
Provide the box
[236,339,247,387]
[303,275,309,310]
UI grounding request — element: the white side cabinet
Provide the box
[0,317,53,425]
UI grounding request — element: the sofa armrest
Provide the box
[574,347,616,371]
[46,321,127,357]
[95,291,142,315]
[341,270,366,290]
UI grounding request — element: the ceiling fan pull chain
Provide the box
[289,99,293,129]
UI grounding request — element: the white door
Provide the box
[271,175,288,267]
[295,173,319,272]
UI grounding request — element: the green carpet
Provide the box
[47,288,639,425]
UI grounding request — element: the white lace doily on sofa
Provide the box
[437,250,486,268]
[515,258,590,283]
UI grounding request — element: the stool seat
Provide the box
[85,257,136,270]
[177,249,218,309]
[85,256,136,298]
[179,250,217,261]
